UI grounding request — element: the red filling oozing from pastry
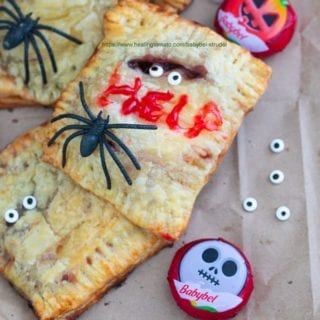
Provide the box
[97,68,223,138]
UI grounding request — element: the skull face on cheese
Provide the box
[168,238,254,319]
[179,239,248,295]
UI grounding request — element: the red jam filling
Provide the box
[128,57,207,80]
[160,232,176,242]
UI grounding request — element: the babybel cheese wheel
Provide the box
[214,0,297,57]
[167,238,253,319]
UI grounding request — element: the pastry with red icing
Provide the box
[43,0,271,241]
[0,0,191,108]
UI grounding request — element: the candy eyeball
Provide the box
[242,197,257,212]
[269,170,284,185]
[22,195,37,210]
[4,209,19,225]
[149,64,164,78]
[276,206,291,221]
[270,139,285,153]
[167,71,182,86]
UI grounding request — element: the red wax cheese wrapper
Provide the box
[214,0,297,57]
[167,238,253,320]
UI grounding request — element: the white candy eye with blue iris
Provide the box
[149,64,164,77]
[4,209,19,225]
[22,196,37,210]
[168,71,182,86]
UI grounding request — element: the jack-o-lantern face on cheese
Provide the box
[215,0,297,57]
[239,0,288,40]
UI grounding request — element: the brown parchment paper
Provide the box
[0,0,319,319]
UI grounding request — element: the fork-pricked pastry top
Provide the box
[0,0,192,108]
[43,0,271,240]
[0,126,164,320]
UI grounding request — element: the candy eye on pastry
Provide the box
[168,71,182,86]
[4,209,19,225]
[149,64,164,77]
[22,196,37,210]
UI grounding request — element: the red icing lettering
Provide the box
[138,91,174,122]
[98,77,142,107]
[97,76,223,138]
[98,78,173,121]
[108,63,121,87]
[186,102,223,138]
[166,94,188,130]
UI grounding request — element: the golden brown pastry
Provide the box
[0,126,165,320]
[42,0,271,241]
[0,0,118,108]
[150,0,192,12]
[0,0,190,108]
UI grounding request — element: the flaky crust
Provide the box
[0,0,118,108]
[0,126,165,320]
[42,0,271,240]
[0,0,190,108]
[150,0,192,12]
[0,75,38,107]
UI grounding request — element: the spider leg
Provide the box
[99,138,112,189]
[78,82,96,121]
[107,123,157,130]
[0,18,15,26]
[35,24,82,45]
[0,6,19,21]
[5,0,23,19]
[103,136,133,186]
[51,113,92,125]
[61,130,87,167]
[104,130,140,170]
[23,38,30,84]
[33,30,57,73]
[48,124,89,146]
[29,34,47,84]
[0,25,10,31]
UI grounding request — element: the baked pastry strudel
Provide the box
[0,0,190,108]
[0,126,164,320]
[43,0,271,240]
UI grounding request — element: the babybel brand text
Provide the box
[179,284,218,303]
[218,11,248,41]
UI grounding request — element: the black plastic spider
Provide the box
[0,0,82,84]
[48,81,157,189]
